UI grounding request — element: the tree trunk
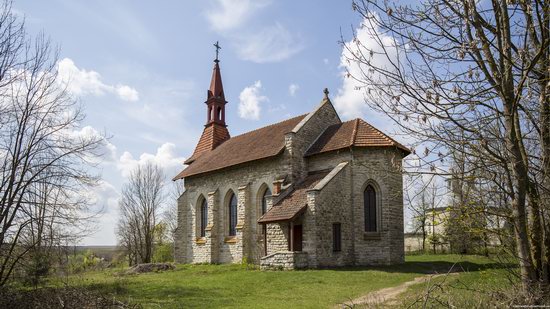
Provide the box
[504,110,538,289]
[527,181,543,281]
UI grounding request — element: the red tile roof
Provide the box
[258,170,329,223]
[305,119,410,156]
[184,123,230,164]
[174,115,306,179]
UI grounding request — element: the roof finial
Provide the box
[214,41,221,62]
[323,88,329,99]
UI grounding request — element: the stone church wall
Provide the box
[308,163,353,267]
[175,190,192,263]
[284,100,340,181]
[351,147,405,265]
[176,157,285,264]
[306,150,352,173]
[265,222,290,255]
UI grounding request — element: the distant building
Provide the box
[405,206,507,253]
[173,54,410,269]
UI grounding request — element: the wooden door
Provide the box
[292,225,303,251]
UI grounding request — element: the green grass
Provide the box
[386,255,518,308]
[50,254,512,308]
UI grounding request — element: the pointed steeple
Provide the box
[208,61,225,101]
[185,42,231,165]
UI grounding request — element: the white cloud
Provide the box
[88,180,120,213]
[234,23,303,63]
[238,80,268,120]
[117,143,185,178]
[205,1,302,63]
[288,83,299,96]
[116,85,139,102]
[333,15,398,119]
[67,125,117,163]
[205,0,270,32]
[57,58,139,102]
[323,58,329,65]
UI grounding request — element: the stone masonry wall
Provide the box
[177,157,284,264]
[175,190,191,263]
[260,252,308,270]
[351,147,405,265]
[307,150,352,173]
[265,222,289,255]
[285,99,340,182]
[308,163,353,267]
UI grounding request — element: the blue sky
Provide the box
[16,0,405,245]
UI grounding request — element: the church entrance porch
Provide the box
[260,219,308,270]
[259,251,308,270]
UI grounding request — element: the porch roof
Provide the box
[258,170,329,223]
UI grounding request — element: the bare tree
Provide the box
[344,0,550,292]
[0,1,104,286]
[163,181,183,244]
[117,162,165,265]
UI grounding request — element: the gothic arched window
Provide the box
[200,199,208,237]
[228,193,238,236]
[261,187,271,215]
[364,185,377,232]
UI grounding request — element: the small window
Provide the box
[217,107,222,121]
[364,185,377,232]
[228,193,238,236]
[200,199,208,237]
[261,187,271,215]
[333,223,341,252]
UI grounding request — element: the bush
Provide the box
[68,250,104,274]
[0,286,141,309]
[152,243,173,263]
[125,263,175,274]
[22,251,52,286]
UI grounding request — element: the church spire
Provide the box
[185,42,231,165]
[206,41,227,126]
[208,60,225,101]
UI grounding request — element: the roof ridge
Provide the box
[304,121,342,156]
[229,114,308,140]
[358,119,410,152]
[350,118,360,146]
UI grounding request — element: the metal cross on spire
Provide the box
[214,41,221,62]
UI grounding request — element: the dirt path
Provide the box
[337,273,458,308]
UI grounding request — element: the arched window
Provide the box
[200,199,208,237]
[261,187,271,215]
[364,185,377,232]
[228,193,238,236]
[217,107,222,121]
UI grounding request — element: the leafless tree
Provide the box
[117,162,165,265]
[344,0,550,292]
[0,1,104,286]
[408,176,435,252]
[162,181,183,244]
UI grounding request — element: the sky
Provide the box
[15,0,407,246]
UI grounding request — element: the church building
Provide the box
[173,53,410,269]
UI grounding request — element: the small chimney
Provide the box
[273,179,284,195]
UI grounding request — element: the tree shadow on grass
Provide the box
[326,260,517,275]
[87,280,232,308]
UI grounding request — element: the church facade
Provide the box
[173,58,410,269]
